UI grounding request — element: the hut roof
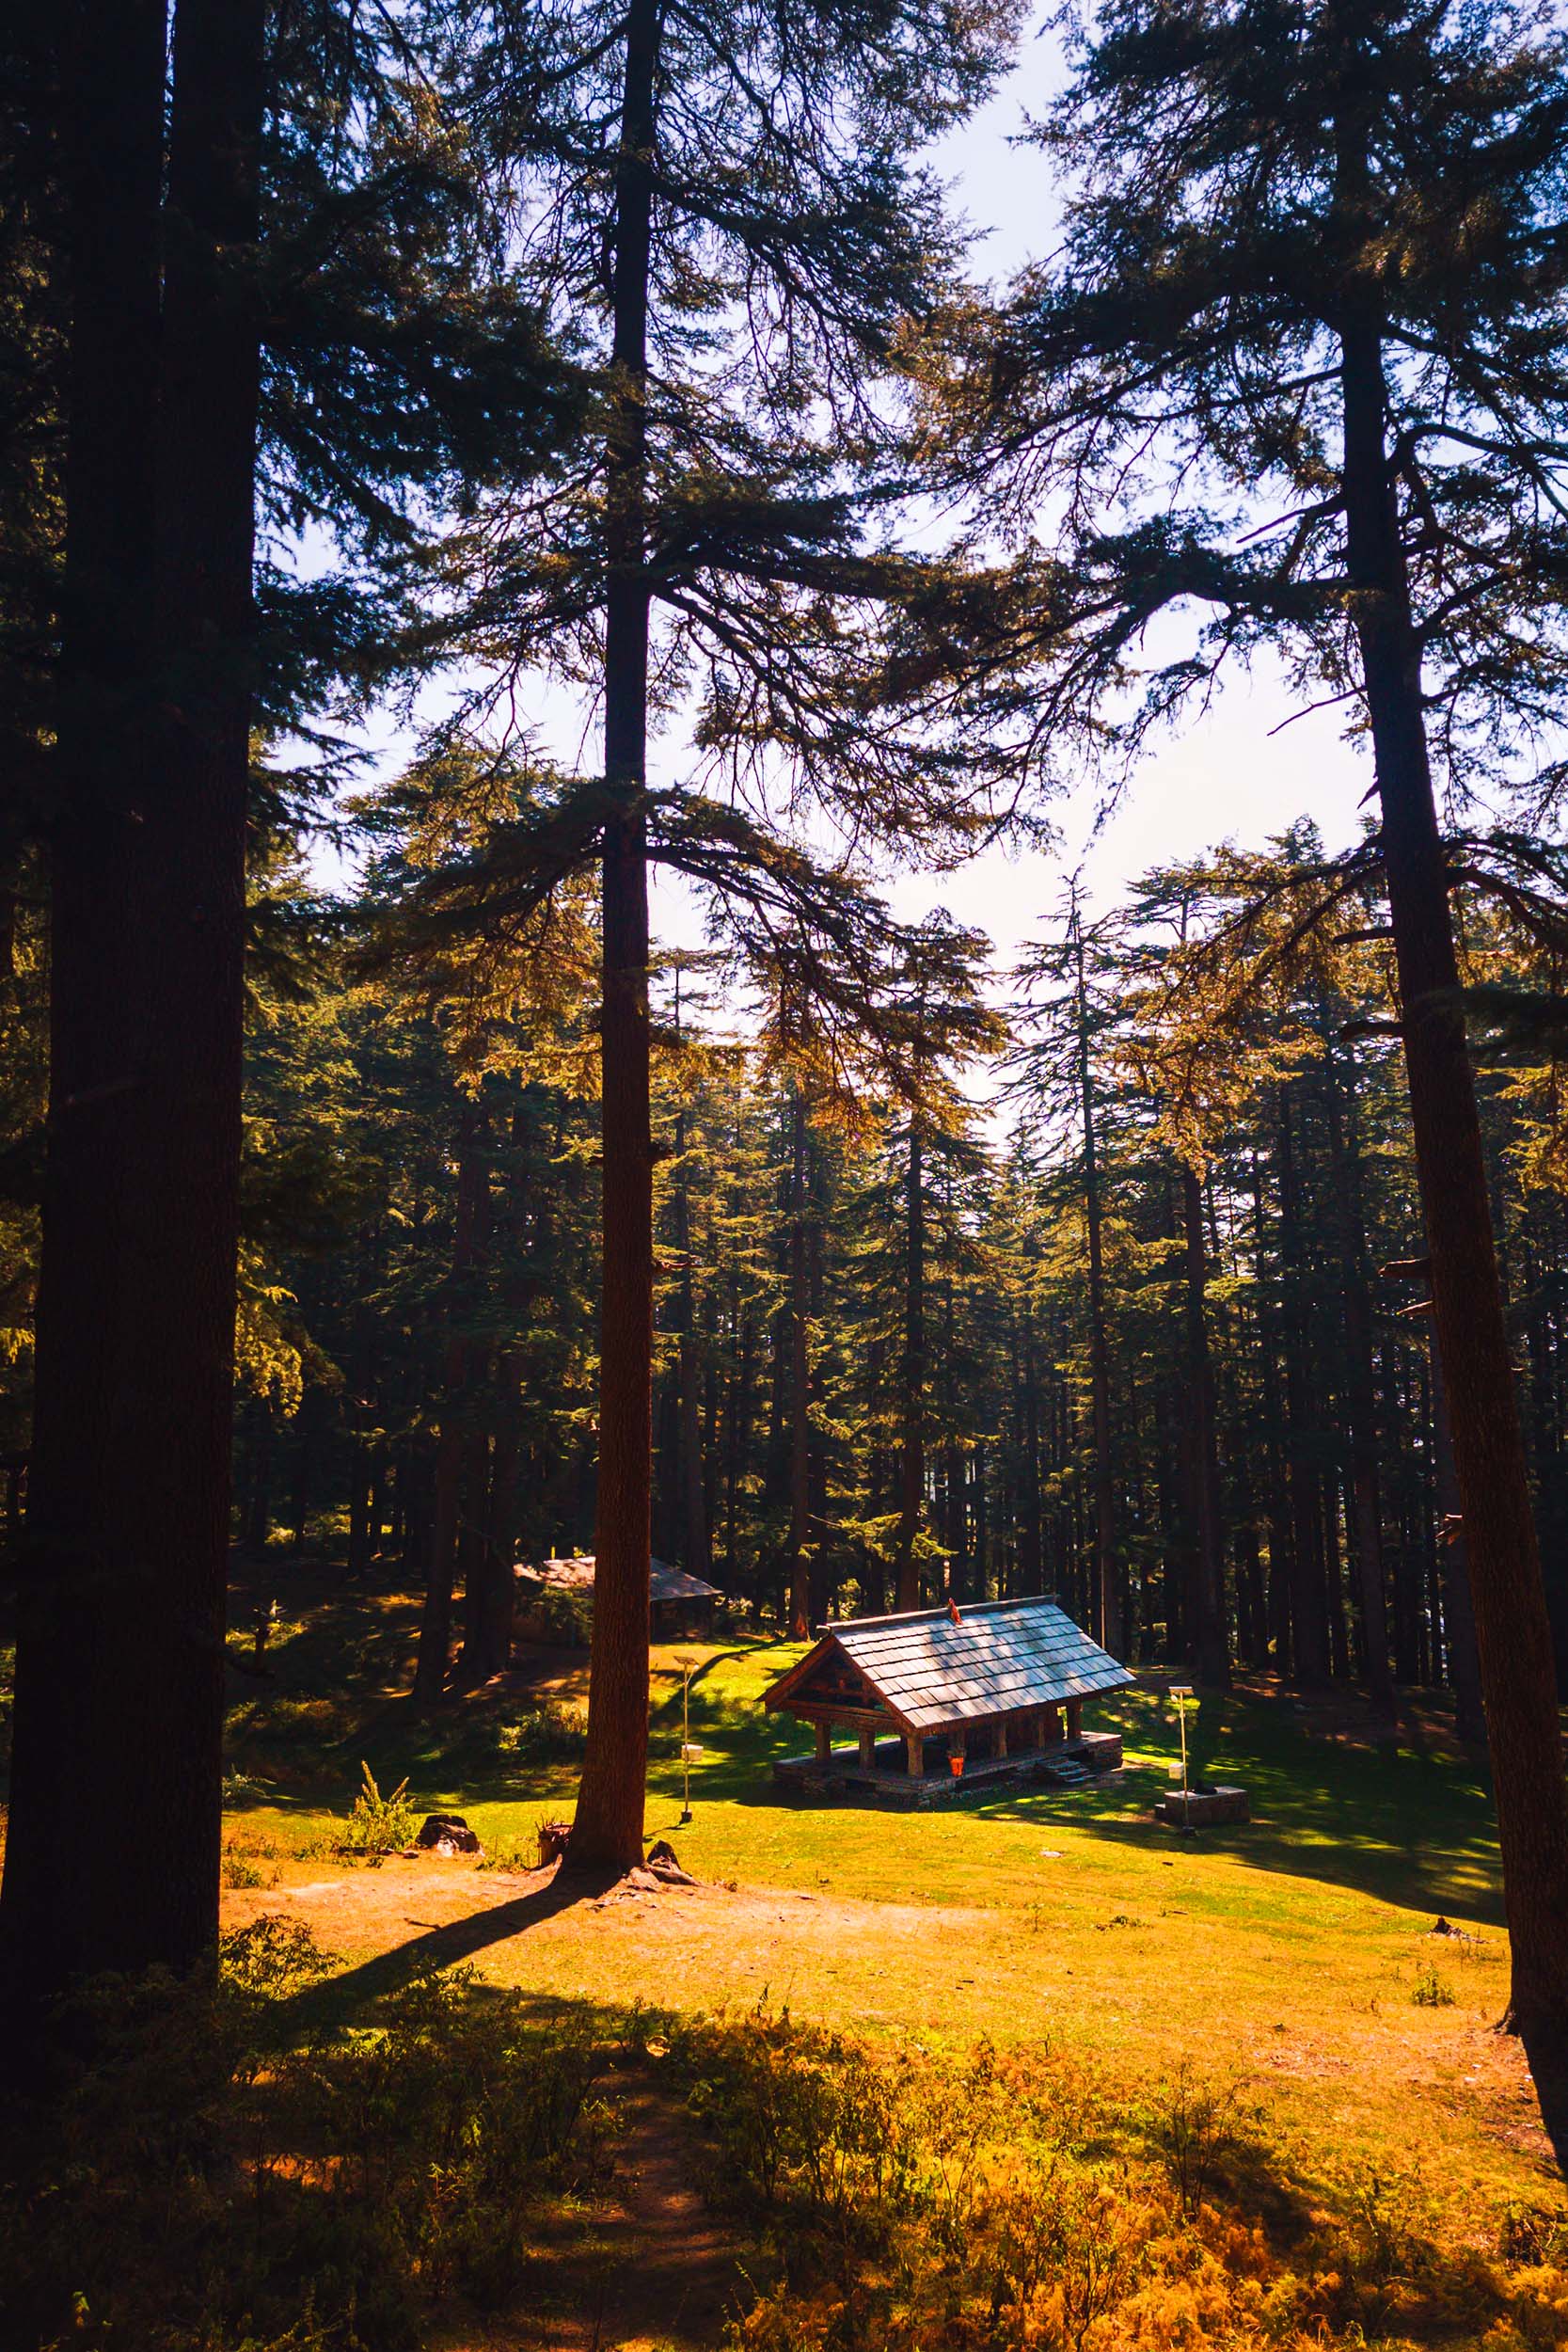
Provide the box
[519,1554,723,1605]
[764,1596,1131,1734]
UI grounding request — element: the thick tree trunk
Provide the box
[570,0,658,1871]
[1339,290,1568,2043]
[1,0,263,2026]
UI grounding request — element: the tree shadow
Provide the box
[278,1861,615,2035]
[1515,2023,1568,2177]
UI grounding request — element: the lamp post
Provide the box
[1170,1684,1193,1820]
[678,1654,701,1826]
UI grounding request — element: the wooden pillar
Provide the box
[815,1720,832,1763]
[858,1725,877,1771]
[992,1718,1008,1758]
[905,1731,924,1779]
[1044,1703,1061,1745]
[1067,1698,1083,1741]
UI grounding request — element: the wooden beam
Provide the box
[785,1702,895,1731]
[858,1726,877,1770]
[815,1721,832,1763]
[1067,1698,1083,1740]
[905,1732,924,1778]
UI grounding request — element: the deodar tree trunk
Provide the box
[1180,1163,1229,1688]
[414,1100,486,1708]
[1,0,264,2022]
[1074,918,1118,1651]
[785,1090,811,1635]
[895,1116,926,1612]
[1323,1033,1393,1705]
[569,0,657,1874]
[1338,192,1568,2045]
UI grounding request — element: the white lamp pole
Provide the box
[1170,1684,1193,1814]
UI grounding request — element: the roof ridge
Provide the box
[816,1593,1061,1634]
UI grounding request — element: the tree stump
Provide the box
[416,1813,482,1856]
[535,1818,573,1867]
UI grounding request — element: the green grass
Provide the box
[219,1564,1555,2247]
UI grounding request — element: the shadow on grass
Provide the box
[279,1861,615,2035]
[664,1677,1505,1926]
[948,1695,1500,1928]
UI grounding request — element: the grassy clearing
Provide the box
[216,1564,1561,2265]
[2,1565,1564,2345]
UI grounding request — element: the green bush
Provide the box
[331,1760,420,1855]
[495,1700,589,1765]
[531,1586,593,1648]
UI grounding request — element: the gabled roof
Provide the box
[518,1554,722,1604]
[649,1559,723,1604]
[764,1596,1131,1734]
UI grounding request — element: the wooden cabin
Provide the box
[515,1553,723,1645]
[764,1596,1132,1798]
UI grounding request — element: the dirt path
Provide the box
[565,2072,745,2351]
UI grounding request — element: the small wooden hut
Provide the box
[515,1553,724,1644]
[764,1596,1131,1797]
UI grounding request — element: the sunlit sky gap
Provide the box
[313,8,1387,993]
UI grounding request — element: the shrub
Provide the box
[1135,2058,1260,2219]
[979,2160,1152,2352]
[678,1999,922,2239]
[220,1843,276,1890]
[494,1701,590,1765]
[1411,1963,1457,2008]
[331,1760,420,1855]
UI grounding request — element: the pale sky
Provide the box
[875,14,1372,966]
[316,11,1379,981]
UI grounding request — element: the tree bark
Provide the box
[1338,233,1568,2039]
[414,1102,486,1707]
[1180,1163,1229,1687]
[1,0,263,2025]
[785,1091,812,1633]
[1276,1092,1331,1685]
[1072,914,1119,1651]
[894,1116,926,1611]
[676,1133,710,1581]
[569,0,658,1871]
[1016,1305,1044,1594]
[468,1352,521,1679]
[1431,1339,1486,1745]
[1323,1033,1393,1702]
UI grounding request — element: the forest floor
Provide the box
[215,1559,1567,2315]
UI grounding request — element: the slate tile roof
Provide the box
[766,1596,1131,1732]
[519,1554,723,1604]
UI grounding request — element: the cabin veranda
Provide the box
[764,1595,1131,1802]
